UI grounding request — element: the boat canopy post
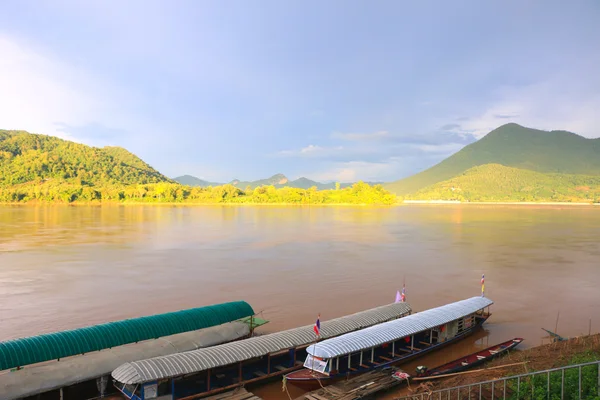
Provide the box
[371,348,374,363]
[292,348,296,366]
[347,354,351,369]
[336,357,339,371]
[207,369,211,392]
[411,335,414,351]
[359,350,363,365]
[392,341,395,357]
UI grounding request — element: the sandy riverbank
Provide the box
[403,200,599,206]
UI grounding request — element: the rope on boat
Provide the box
[316,373,336,396]
[410,361,528,381]
[281,376,293,400]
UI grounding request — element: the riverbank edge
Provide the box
[403,200,600,206]
[0,201,390,207]
[406,333,600,396]
[1,200,599,207]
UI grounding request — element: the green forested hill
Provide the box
[0,130,396,204]
[407,163,600,203]
[385,123,600,195]
[0,130,170,186]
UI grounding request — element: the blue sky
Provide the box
[0,1,599,182]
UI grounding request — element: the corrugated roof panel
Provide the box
[0,321,251,400]
[112,302,413,384]
[306,297,493,358]
[0,301,255,371]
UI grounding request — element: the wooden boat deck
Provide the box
[202,387,263,400]
[295,368,405,400]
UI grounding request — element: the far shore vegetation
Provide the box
[2,128,600,206]
[0,130,397,205]
[0,181,398,205]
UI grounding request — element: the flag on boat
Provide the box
[481,274,485,297]
[401,285,406,302]
[395,290,401,303]
[313,314,321,337]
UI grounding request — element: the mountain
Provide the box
[285,178,383,190]
[0,130,395,204]
[407,163,600,203]
[177,173,384,190]
[285,177,335,190]
[0,130,170,186]
[173,175,223,187]
[385,123,600,195]
[230,173,289,189]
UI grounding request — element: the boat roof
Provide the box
[306,296,493,359]
[112,302,412,385]
[0,300,254,371]
[0,321,250,400]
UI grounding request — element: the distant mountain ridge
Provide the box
[174,173,383,190]
[385,123,600,195]
[173,175,222,187]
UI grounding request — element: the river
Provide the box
[0,204,599,398]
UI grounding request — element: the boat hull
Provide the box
[283,368,339,390]
[285,315,490,390]
[423,337,524,377]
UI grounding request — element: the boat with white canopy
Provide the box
[284,296,493,389]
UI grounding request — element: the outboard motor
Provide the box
[416,365,428,376]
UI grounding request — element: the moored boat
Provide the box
[284,296,493,390]
[111,302,412,399]
[414,337,524,378]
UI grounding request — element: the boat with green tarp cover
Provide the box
[0,300,255,371]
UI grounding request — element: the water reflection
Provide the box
[0,205,598,355]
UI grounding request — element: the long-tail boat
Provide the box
[284,296,493,390]
[412,337,524,378]
[111,302,412,400]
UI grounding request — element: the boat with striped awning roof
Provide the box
[284,296,493,390]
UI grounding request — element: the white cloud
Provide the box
[331,130,390,141]
[455,75,600,139]
[411,143,464,154]
[308,159,407,182]
[277,144,344,157]
[0,35,138,142]
[300,144,323,154]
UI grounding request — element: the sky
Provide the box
[0,1,599,183]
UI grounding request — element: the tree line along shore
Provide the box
[0,181,398,205]
[3,125,600,205]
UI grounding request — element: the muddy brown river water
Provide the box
[0,204,599,399]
